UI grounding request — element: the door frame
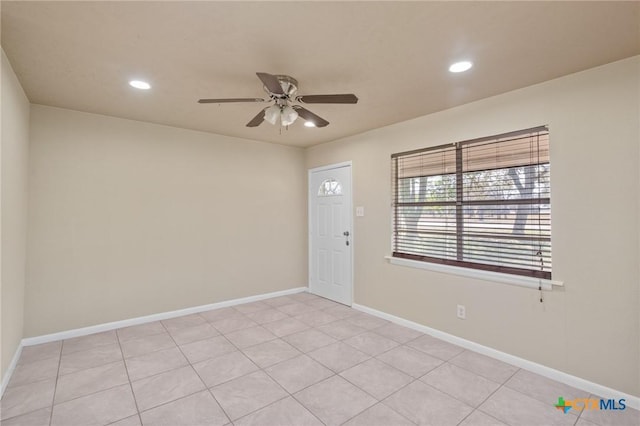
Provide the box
[308,161,354,306]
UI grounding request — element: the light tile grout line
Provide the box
[158,317,233,425]
[129,310,234,415]
[117,327,168,344]
[47,373,132,416]
[468,359,522,424]
[58,332,118,356]
[221,300,397,423]
[4,295,618,426]
[214,298,334,424]
[154,310,268,407]
[257,381,327,426]
[47,342,63,426]
[0,325,499,425]
[359,335,434,425]
[244,331,339,423]
[1,352,55,420]
[273,315,408,424]
[337,338,517,426]
[0,311,463,426]
[455,354,590,425]
[447,349,520,384]
[330,332,441,425]
[115,328,144,426]
[474,377,588,426]
[336,332,430,423]
[3,342,134,424]
[456,408,506,426]
[8,328,209,423]
[1,379,126,423]
[336,372,418,426]
[287,375,350,426]
[184,310,300,424]
[192,307,305,419]
[279,312,504,426]
[451,366,519,426]
[1,297,365,425]
[500,369,592,409]
[576,393,613,426]
[572,405,582,426]
[0,381,52,423]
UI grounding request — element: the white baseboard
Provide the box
[6,289,637,412]
[0,286,307,398]
[353,303,640,411]
[0,344,23,397]
[21,287,306,347]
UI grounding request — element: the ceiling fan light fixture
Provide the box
[264,105,281,125]
[280,105,298,126]
[449,61,473,73]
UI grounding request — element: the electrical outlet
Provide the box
[457,304,466,320]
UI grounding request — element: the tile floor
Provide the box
[1,292,638,426]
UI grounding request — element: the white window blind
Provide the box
[391,126,551,279]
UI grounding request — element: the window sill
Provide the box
[384,256,563,291]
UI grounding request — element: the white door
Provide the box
[309,163,352,305]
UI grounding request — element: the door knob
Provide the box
[343,231,350,236]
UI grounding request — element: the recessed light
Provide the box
[304,121,316,128]
[449,61,473,73]
[129,80,151,90]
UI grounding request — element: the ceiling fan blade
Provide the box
[293,106,329,127]
[256,72,284,95]
[296,94,358,104]
[198,98,265,104]
[246,108,267,127]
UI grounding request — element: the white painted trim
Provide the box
[308,161,353,174]
[385,255,563,291]
[352,303,640,411]
[2,286,305,397]
[0,344,23,398]
[21,287,306,347]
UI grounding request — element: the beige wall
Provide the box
[306,56,640,396]
[1,50,30,378]
[9,53,640,398]
[25,106,307,336]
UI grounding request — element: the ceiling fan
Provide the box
[198,72,358,128]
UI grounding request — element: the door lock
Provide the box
[343,231,350,246]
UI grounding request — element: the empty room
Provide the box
[1,2,639,425]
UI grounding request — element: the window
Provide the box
[318,178,343,196]
[391,126,551,279]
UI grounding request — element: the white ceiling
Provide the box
[2,1,638,147]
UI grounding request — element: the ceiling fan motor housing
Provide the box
[265,75,298,99]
